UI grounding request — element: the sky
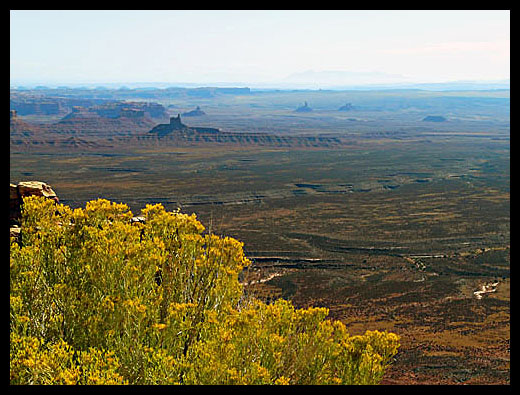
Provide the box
[10,10,510,87]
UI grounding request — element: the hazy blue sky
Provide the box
[10,10,510,86]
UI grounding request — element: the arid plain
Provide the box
[10,86,510,384]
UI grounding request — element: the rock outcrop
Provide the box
[9,182,145,241]
[10,100,64,116]
[90,102,167,119]
[142,115,343,148]
[11,92,168,119]
[10,181,59,225]
[338,103,353,111]
[182,106,206,117]
[10,109,38,131]
[295,101,312,113]
[60,106,100,120]
[168,114,186,130]
[148,114,220,138]
[120,108,146,118]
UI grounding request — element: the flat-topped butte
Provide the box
[148,114,220,137]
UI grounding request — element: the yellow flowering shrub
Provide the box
[10,196,399,385]
[10,332,125,385]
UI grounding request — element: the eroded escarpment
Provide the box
[11,111,345,150]
[141,114,343,148]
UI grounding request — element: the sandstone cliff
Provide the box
[182,106,206,117]
[10,181,59,238]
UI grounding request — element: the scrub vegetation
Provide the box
[10,196,399,385]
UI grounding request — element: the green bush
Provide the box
[10,196,399,385]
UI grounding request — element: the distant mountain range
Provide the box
[10,73,509,92]
[280,71,509,91]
